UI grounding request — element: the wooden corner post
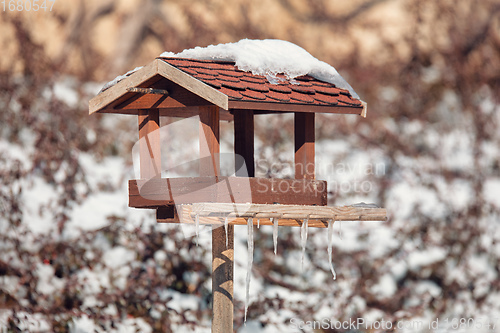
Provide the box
[234,110,255,178]
[295,112,315,180]
[138,108,161,179]
[200,106,233,333]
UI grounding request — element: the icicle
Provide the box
[273,217,279,255]
[300,218,309,270]
[195,214,200,247]
[328,219,337,280]
[245,217,254,323]
[257,218,260,229]
[224,216,229,248]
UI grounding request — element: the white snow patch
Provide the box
[239,320,264,333]
[77,267,111,294]
[53,79,79,108]
[100,66,143,93]
[69,315,97,333]
[388,182,448,220]
[69,315,152,333]
[390,260,408,281]
[367,224,399,258]
[65,192,126,237]
[408,247,447,270]
[161,39,360,98]
[103,246,136,269]
[468,255,497,280]
[415,280,441,297]
[0,139,32,169]
[371,273,397,298]
[484,178,500,208]
[2,312,52,332]
[21,177,59,234]
[78,154,125,191]
[160,289,200,312]
[154,249,167,262]
[440,129,474,171]
[36,263,65,295]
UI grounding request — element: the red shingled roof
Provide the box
[158,57,363,109]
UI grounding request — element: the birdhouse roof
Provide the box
[89,58,366,119]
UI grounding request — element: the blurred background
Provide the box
[1,0,500,332]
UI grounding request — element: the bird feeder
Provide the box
[90,52,387,332]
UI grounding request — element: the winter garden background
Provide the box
[1,0,500,332]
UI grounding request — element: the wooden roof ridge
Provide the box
[89,57,367,117]
[89,59,228,115]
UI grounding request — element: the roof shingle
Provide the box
[158,57,363,109]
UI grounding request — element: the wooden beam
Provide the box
[234,110,254,177]
[127,87,169,95]
[89,60,159,114]
[113,79,213,111]
[157,60,229,110]
[295,112,315,180]
[116,93,170,110]
[129,177,327,208]
[169,203,387,226]
[196,105,233,332]
[228,100,363,115]
[199,106,220,178]
[212,224,233,333]
[138,109,161,179]
[97,106,234,121]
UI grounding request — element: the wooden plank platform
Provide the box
[129,177,328,208]
[158,202,387,227]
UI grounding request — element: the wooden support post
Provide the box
[200,106,233,333]
[138,108,161,179]
[200,106,220,179]
[234,110,254,177]
[212,224,234,333]
[294,112,315,180]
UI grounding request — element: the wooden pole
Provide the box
[200,106,233,333]
[234,110,254,178]
[138,108,161,179]
[294,112,315,180]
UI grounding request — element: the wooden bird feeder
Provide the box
[90,56,386,332]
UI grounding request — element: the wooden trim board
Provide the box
[129,177,328,208]
[228,100,363,115]
[89,60,159,114]
[157,60,229,110]
[159,202,387,226]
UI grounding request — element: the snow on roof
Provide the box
[161,39,360,99]
[100,66,143,93]
[158,58,363,109]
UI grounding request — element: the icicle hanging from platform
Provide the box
[273,217,279,255]
[195,214,200,247]
[300,218,309,270]
[257,218,260,229]
[245,217,254,323]
[224,216,229,248]
[328,219,337,280]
